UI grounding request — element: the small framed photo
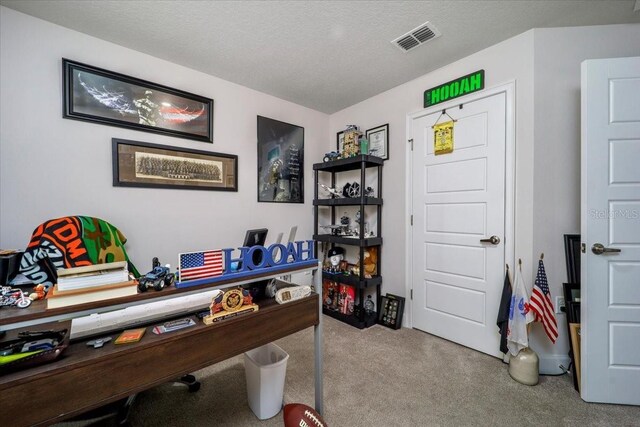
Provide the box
[112,138,237,191]
[378,293,405,329]
[366,124,389,160]
[336,130,345,154]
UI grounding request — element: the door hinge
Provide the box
[408,138,413,151]
[581,243,586,253]
[410,215,413,226]
[410,289,413,300]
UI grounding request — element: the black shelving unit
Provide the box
[313,154,383,329]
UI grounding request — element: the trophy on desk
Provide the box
[202,287,259,325]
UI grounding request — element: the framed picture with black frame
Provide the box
[366,123,389,160]
[257,116,304,203]
[563,234,581,284]
[64,59,213,143]
[112,138,237,191]
[563,282,581,392]
[563,282,581,330]
[336,130,345,154]
[378,293,405,329]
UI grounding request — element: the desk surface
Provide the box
[0,294,319,427]
[0,261,318,329]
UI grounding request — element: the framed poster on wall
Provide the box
[257,116,304,203]
[112,138,237,191]
[366,124,389,160]
[64,59,213,142]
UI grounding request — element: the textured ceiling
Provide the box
[2,0,639,113]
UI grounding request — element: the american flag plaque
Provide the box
[178,249,224,282]
[202,287,258,325]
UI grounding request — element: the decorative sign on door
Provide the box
[434,120,454,155]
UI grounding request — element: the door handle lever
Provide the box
[591,243,622,255]
[480,236,500,245]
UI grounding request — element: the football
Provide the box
[283,403,328,427]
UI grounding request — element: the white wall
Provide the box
[329,30,536,323]
[530,24,640,362]
[329,23,640,372]
[0,7,328,273]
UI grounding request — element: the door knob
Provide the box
[480,236,500,245]
[591,243,621,255]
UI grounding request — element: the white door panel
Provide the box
[581,56,640,405]
[426,203,486,235]
[609,78,640,122]
[411,91,507,357]
[426,243,486,279]
[425,281,485,324]
[426,158,487,193]
[609,262,640,305]
[609,139,640,183]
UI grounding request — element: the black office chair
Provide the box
[62,375,200,426]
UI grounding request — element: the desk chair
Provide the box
[65,376,199,426]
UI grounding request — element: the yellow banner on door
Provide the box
[434,120,454,155]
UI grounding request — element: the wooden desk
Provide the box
[0,262,323,427]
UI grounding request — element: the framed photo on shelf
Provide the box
[378,293,405,329]
[257,116,304,203]
[336,130,345,154]
[366,123,389,160]
[64,59,213,142]
[112,138,237,191]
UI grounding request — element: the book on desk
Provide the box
[46,280,138,309]
[56,261,129,291]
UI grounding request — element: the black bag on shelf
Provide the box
[0,329,69,375]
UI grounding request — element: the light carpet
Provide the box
[81,316,640,426]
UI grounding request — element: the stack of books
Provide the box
[47,261,137,309]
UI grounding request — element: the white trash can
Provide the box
[244,342,289,420]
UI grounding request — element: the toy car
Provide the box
[0,286,32,309]
[137,265,175,292]
[322,151,341,162]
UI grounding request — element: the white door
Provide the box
[410,90,508,358]
[581,56,640,405]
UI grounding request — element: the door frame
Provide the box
[404,81,516,329]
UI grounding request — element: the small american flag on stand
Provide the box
[529,258,559,343]
[179,250,223,282]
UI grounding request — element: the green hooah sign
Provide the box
[423,70,485,108]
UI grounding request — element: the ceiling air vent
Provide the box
[391,21,441,52]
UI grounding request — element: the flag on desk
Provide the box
[529,259,559,343]
[179,250,223,282]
